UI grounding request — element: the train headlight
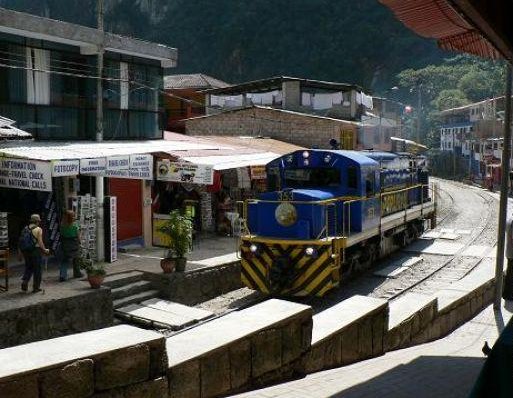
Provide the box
[305,247,318,257]
[250,244,259,253]
[303,159,309,166]
[275,202,297,227]
[302,151,310,158]
[324,154,332,163]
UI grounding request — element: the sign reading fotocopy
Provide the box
[0,157,52,192]
[156,160,214,185]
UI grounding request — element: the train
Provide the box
[239,149,436,297]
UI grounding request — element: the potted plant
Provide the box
[158,209,193,273]
[77,257,106,289]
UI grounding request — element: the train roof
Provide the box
[326,150,379,166]
[360,151,405,161]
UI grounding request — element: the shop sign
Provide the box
[51,160,80,177]
[250,165,267,180]
[104,154,153,180]
[107,155,130,171]
[157,160,214,185]
[130,154,153,171]
[80,158,106,175]
[0,157,52,192]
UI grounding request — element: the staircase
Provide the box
[102,271,160,309]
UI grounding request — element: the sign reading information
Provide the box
[0,157,52,192]
[80,158,107,175]
[156,160,214,185]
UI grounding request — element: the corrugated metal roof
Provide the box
[0,139,226,161]
[0,116,32,140]
[182,152,281,170]
[194,135,305,155]
[164,74,229,90]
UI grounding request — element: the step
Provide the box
[166,299,312,398]
[113,290,160,309]
[306,295,388,373]
[102,271,144,289]
[111,280,154,300]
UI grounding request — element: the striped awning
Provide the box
[379,0,503,60]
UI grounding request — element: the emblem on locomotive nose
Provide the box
[275,202,297,227]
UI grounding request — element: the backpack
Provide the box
[19,225,37,253]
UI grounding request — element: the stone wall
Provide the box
[167,299,313,398]
[145,261,242,305]
[0,287,113,349]
[185,107,358,149]
[0,325,168,398]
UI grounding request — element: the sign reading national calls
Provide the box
[0,157,52,192]
[157,161,214,185]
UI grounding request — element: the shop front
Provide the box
[152,152,278,245]
[0,147,154,262]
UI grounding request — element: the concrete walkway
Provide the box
[233,300,513,398]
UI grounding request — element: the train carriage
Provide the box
[239,149,436,297]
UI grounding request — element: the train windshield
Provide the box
[284,168,340,188]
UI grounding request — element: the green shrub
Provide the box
[158,209,193,259]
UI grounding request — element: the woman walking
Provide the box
[59,210,82,281]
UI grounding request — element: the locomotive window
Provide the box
[284,168,340,188]
[347,167,358,189]
[365,173,376,197]
[267,167,280,191]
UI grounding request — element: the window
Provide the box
[347,166,358,189]
[365,172,375,197]
[267,167,280,191]
[26,47,50,105]
[284,168,341,188]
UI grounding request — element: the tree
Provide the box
[433,89,469,111]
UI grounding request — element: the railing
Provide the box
[238,183,435,241]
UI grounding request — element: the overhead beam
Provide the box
[450,0,513,62]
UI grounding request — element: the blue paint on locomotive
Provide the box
[248,150,384,238]
[246,149,428,240]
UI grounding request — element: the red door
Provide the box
[109,178,143,242]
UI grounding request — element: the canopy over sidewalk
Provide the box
[379,0,513,62]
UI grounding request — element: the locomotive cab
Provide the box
[246,150,381,239]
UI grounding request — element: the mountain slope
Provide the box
[0,0,446,90]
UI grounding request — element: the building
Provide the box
[0,7,177,256]
[163,73,229,133]
[438,97,504,178]
[206,76,372,120]
[189,76,402,151]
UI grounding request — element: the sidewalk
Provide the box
[233,300,513,398]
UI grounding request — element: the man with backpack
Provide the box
[18,214,50,293]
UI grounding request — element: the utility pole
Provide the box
[95,0,105,262]
[494,65,513,309]
[452,128,456,179]
[416,81,422,144]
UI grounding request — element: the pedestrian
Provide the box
[59,210,83,281]
[18,214,50,293]
[503,217,513,300]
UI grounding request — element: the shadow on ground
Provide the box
[328,356,483,398]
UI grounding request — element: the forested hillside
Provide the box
[0,0,446,91]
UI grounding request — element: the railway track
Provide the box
[194,179,499,317]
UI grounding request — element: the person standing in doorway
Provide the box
[59,210,82,281]
[18,214,49,293]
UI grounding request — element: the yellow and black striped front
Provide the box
[240,238,339,297]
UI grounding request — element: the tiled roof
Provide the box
[164,74,229,90]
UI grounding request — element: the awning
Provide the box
[0,139,225,161]
[182,152,281,171]
[378,0,506,60]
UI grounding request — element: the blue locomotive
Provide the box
[239,149,435,297]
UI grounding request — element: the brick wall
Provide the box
[185,107,358,149]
